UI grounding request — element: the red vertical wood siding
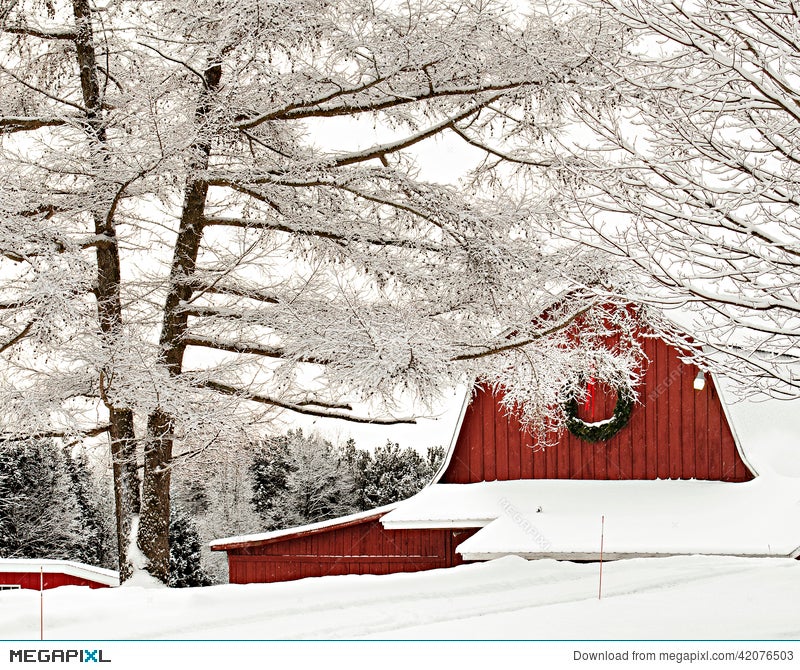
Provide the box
[441,337,753,483]
[0,572,111,590]
[225,519,479,585]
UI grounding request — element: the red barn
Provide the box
[0,559,119,590]
[212,334,800,583]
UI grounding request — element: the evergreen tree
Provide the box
[0,441,84,561]
[61,449,115,569]
[250,433,295,527]
[341,438,372,509]
[426,446,446,475]
[250,431,445,529]
[250,430,357,531]
[356,442,444,509]
[169,506,212,588]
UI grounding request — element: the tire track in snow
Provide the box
[294,563,761,640]
[146,559,761,639]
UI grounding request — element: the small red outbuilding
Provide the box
[212,333,800,583]
[0,559,119,590]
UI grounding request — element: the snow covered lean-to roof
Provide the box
[212,339,800,574]
[381,478,800,559]
[209,505,397,550]
[0,559,120,588]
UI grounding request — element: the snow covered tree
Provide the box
[168,506,212,588]
[544,0,800,393]
[0,0,636,583]
[251,431,444,529]
[349,441,444,509]
[251,430,357,530]
[0,440,111,564]
[179,480,211,517]
[250,432,295,526]
[61,448,115,568]
[172,439,262,583]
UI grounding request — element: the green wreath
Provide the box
[564,384,634,443]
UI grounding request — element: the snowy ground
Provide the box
[2,555,799,640]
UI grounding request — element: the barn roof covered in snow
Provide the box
[380,478,800,559]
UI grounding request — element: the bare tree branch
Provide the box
[184,334,330,365]
[197,380,416,424]
[201,215,443,252]
[327,102,490,168]
[0,116,68,133]
[0,320,33,353]
[1,24,77,40]
[0,423,111,445]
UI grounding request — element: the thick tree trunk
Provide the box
[108,408,140,580]
[139,62,223,583]
[71,0,141,579]
[138,409,172,583]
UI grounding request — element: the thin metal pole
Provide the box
[598,515,605,600]
[39,567,43,640]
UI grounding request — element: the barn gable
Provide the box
[441,336,754,484]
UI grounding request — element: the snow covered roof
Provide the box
[0,559,119,587]
[714,378,800,478]
[376,378,800,560]
[210,504,398,550]
[381,478,800,559]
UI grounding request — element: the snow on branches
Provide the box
[545,0,800,394]
[0,0,633,581]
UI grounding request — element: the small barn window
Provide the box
[0,585,21,590]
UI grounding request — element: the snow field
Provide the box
[1,555,799,641]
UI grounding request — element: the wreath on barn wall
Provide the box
[564,384,634,443]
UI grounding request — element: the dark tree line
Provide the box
[0,439,211,588]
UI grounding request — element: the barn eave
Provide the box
[210,508,393,552]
